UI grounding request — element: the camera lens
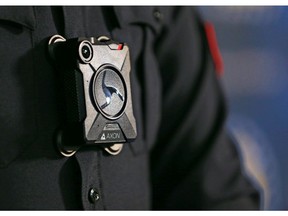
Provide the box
[93,67,127,120]
[82,45,91,59]
[79,41,93,63]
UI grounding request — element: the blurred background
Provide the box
[199,6,288,210]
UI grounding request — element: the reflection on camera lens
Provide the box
[93,67,127,120]
[79,41,93,63]
[82,45,91,59]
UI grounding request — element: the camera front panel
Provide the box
[49,35,137,155]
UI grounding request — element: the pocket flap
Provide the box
[0,6,36,30]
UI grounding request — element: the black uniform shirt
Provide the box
[0,6,259,210]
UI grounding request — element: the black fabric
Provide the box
[0,6,259,210]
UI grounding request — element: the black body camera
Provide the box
[48,35,137,156]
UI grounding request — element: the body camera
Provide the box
[48,35,137,156]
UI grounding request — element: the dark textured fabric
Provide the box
[0,6,259,210]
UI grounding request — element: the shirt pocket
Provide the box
[0,6,37,167]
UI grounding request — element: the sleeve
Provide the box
[150,6,260,210]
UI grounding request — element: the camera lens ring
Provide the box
[92,65,127,120]
[79,40,93,63]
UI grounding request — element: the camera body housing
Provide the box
[48,35,137,156]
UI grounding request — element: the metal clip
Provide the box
[104,144,123,155]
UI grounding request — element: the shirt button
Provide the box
[153,9,163,21]
[88,188,100,204]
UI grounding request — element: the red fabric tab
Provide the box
[204,21,224,77]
